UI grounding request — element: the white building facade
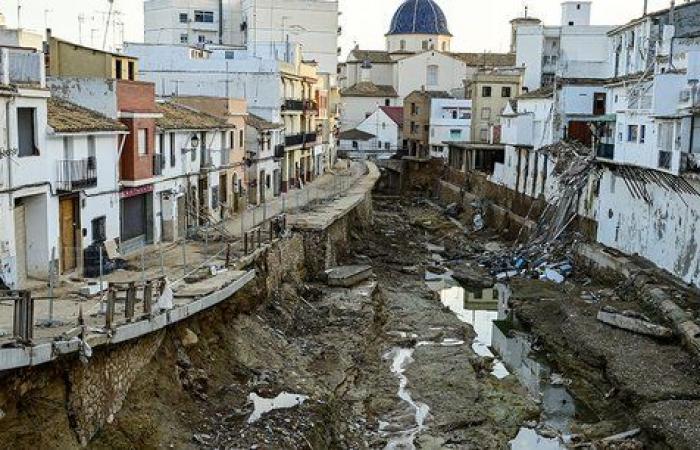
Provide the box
[429,98,471,158]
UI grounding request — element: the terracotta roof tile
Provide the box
[245,113,283,131]
[341,82,398,98]
[47,98,127,133]
[156,102,227,130]
[450,52,516,67]
[379,106,404,126]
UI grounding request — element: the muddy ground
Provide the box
[80,197,536,449]
[74,196,700,449]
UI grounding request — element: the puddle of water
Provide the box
[247,392,309,424]
[440,286,509,379]
[509,428,565,450]
[436,281,588,446]
[384,348,430,450]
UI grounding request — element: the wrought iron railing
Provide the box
[285,133,305,147]
[282,99,304,112]
[57,157,97,191]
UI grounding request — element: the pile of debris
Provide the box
[477,242,574,284]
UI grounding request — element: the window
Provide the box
[385,142,390,150]
[198,35,207,43]
[169,133,176,167]
[194,10,214,23]
[92,216,107,243]
[115,59,123,80]
[640,125,646,143]
[239,130,244,148]
[377,140,382,148]
[627,125,638,142]
[593,92,606,115]
[179,12,188,23]
[502,86,512,98]
[180,34,189,44]
[400,40,406,51]
[427,65,439,86]
[482,86,492,98]
[479,129,488,141]
[352,141,358,149]
[452,110,458,119]
[422,40,429,50]
[442,41,448,51]
[568,21,574,26]
[481,107,491,120]
[411,103,417,115]
[221,131,227,150]
[17,108,37,157]
[384,99,391,106]
[127,61,135,80]
[225,51,235,59]
[450,129,462,139]
[137,128,148,155]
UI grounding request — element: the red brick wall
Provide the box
[120,118,155,181]
[117,80,157,113]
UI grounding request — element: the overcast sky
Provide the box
[0,0,675,56]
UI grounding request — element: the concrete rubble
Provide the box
[324,265,374,287]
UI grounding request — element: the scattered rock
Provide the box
[181,328,199,347]
[451,266,494,289]
[325,265,373,287]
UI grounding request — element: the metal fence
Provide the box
[0,164,364,347]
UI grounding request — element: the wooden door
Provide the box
[13,205,27,287]
[60,197,77,273]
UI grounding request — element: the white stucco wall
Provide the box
[396,51,467,98]
[355,108,401,150]
[597,169,700,287]
[340,96,400,131]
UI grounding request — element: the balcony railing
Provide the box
[57,157,97,191]
[274,144,285,158]
[285,133,305,147]
[658,150,672,170]
[304,100,318,114]
[153,153,165,176]
[595,143,615,160]
[304,132,318,147]
[221,148,231,166]
[282,99,304,112]
[200,148,213,168]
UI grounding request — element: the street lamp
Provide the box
[190,133,200,149]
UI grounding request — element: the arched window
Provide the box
[400,40,406,51]
[427,65,439,86]
[422,40,429,51]
[441,41,448,52]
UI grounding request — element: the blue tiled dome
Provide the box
[387,0,451,36]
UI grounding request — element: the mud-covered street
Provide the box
[80,195,700,450]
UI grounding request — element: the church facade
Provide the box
[339,0,515,132]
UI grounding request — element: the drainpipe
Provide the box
[218,0,224,45]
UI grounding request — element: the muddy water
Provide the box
[433,277,582,449]
[383,348,431,449]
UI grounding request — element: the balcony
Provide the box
[57,158,97,191]
[304,132,318,147]
[274,144,285,158]
[153,153,165,176]
[200,148,213,168]
[304,100,318,114]
[221,147,231,166]
[595,143,615,160]
[658,150,672,170]
[282,99,304,112]
[285,133,305,147]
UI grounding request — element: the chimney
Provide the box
[643,0,648,15]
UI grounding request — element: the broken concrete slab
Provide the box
[451,266,493,289]
[325,265,373,288]
[597,309,673,339]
